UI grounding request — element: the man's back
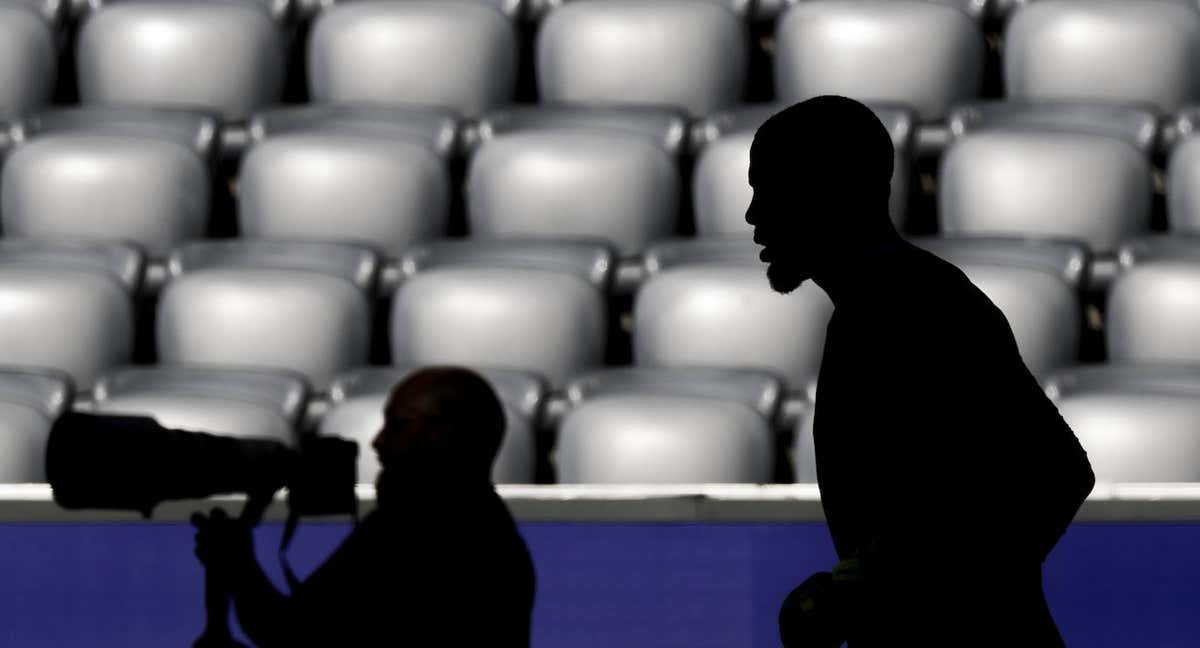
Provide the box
[283,485,535,646]
[812,241,1094,643]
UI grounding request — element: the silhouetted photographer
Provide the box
[748,96,1096,647]
[192,366,535,647]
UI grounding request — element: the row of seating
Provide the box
[0,234,1195,397]
[1,361,1197,485]
[7,0,1200,122]
[5,101,1200,262]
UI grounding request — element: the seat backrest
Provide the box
[0,367,72,482]
[1167,132,1200,235]
[536,0,748,117]
[308,0,518,117]
[636,239,834,388]
[17,107,221,161]
[556,367,779,483]
[691,102,914,236]
[91,366,306,446]
[0,240,141,391]
[1005,0,1200,112]
[77,0,285,121]
[471,104,689,157]
[247,105,461,159]
[1045,365,1200,482]
[0,2,56,120]
[946,100,1161,158]
[391,240,613,387]
[1107,236,1200,364]
[939,129,1152,254]
[912,237,1087,377]
[158,241,377,391]
[239,130,449,257]
[2,111,213,257]
[466,129,679,256]
[773,0,985,121]
[323,366,546,484]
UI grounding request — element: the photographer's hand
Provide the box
[192,508,255,575]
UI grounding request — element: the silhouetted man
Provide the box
[749,96,1096,647]
[193,367,536,647]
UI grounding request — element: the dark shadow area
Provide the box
[747,96,1097,647]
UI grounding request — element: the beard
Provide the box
[766,259,808,294]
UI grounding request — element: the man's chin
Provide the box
[767,264,808,294]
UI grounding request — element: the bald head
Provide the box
[745,95,900,295]
[373,367,506,482]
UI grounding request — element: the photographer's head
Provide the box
[373,367,506,488]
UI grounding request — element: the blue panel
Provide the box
[0,521,1196,647]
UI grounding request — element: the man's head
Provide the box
[372,366,506,484]
[746,95,898,294]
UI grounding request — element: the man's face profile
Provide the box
[372,387,447,479]
[746,149,816,295]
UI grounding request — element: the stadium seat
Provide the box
[1,107,215,257]
[691,102,915,235]
[322,366,545,484]
[773,0,985,121]
[239,106,454,257]
[911,237,1087,377]
[939,121,1153,255]
[471,104,690,157]
[635,239,834,389]
[1044,365,1200,482]
[247,104,461,159]
[0,368,72,483]
[308,0,518,118]
[790,380,818,483]
[556,367,780,483]
[1107,236,1200,366]
[1166,119,1200,235]
[536,0,748,117]
[0,1,56,120]
[157,240,377,391]
[0,240,141,391]
[946,100,1161,158]
[466,120,681,257]
[88,366,306,446]
[1005,0,1200,113]
[77,0,286,122]
[391,240,613,387]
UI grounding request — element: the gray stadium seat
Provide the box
[1005,0,1200,113]
[789,379,818,483]
[239,107,453,257]
[0,368,72,483]
[77,0,286,121]
[247,104,461,159]
[0,2,56,120]
[308,0,518,118]
[557,367,781,483]
[466,124,680,257]
[939,125,1153,254]
[322,366,545,484]
[88,366,306,446]
[1,108,215,257]
[391,240,613,387]
[1044,365,1200,482]
[1107,236,1200,365]
[911,237,1087,377]
[691,103,915,235]
[946,100,1161,158]
[635,239,834,389]
[158,241,377,391]
[0,240,141,390]
[536,0,748,118]
[1167,121,1200,235]
[773,0,985,121]
[470,104,689,157]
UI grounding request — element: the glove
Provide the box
[192,508,255,575]
[779,571,847,648]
